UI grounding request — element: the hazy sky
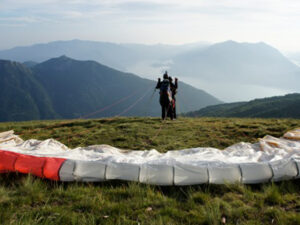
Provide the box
[1,0,300,52]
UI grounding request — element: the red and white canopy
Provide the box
[1,130,300,185]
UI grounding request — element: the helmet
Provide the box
[163,71,168,79]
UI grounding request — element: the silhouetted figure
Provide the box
[168,76,178,119]
[156,71,173,120]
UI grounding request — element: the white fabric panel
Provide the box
[208,164,241,184]
[0,130,23,146]
[139,164,173,185]
[73,160,106,182]
[174,163,208,185]
[293,159,300,178]
[240,163,272,184]
[270,159,298,181]
[106,162,140,181]
[2,130,300,184]
[59,160,75,182]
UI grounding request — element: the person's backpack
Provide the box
[160,80,170,92]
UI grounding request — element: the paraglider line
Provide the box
[116,86,153,117]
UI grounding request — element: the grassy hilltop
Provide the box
[1,117,300,224]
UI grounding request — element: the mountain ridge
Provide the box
[185,93,300,118]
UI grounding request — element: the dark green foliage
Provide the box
[186,93,300,119]
[0,60,57,122]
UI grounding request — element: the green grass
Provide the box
[1,117,300,224]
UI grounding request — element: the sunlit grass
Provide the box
[1,117,300,224]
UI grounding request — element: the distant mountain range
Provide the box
[185,93,300,119]
[170,41,300,90]
[0,40,208,73]
[0,39,299,101]
[0,56,221,122]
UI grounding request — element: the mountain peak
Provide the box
[215,40,239,46]
[57,55,71,60]
[33,55,79,70]
[46,55,75,63]
[223,40,238,44]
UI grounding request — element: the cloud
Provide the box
[0,23,26,27]
[0,17,37,23]
[0,0,300,51]
[62,11,84,19]
[115,1,175,11]
[1,0,299,22]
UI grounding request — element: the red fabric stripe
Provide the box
[15,154,46,177]
[0,150,66,180]
[0,150,19,172]
[43,158,66,181]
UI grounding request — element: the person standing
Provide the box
[156,71,173,120]
[168,76,178,119]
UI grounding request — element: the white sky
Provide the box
[0,0,300,52]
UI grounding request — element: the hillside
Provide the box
[1,117,300,224]
[23,61,38,68]
[0,60,57,121]
[0,57,221,121]
[32,55,154,118]
[186,93,300,118]
[170,41,300,101]
[171,41,300,87]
